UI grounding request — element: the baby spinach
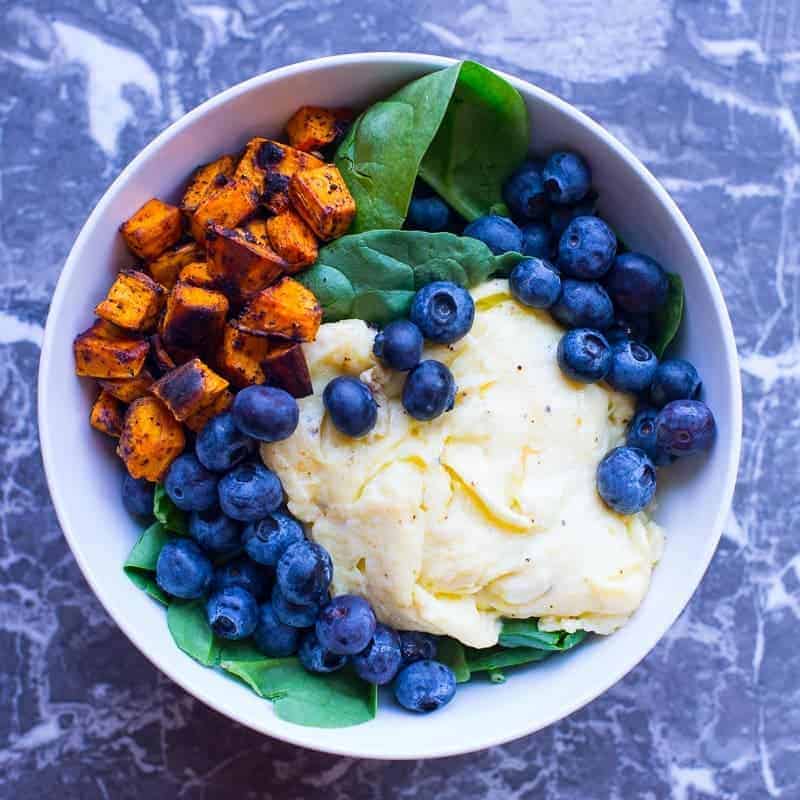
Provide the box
[437,637,472,684]
[649,272,685,358]
[467,645,551,674]
[153,484,188,536]
[499,619,588,651]
[167,600,221,667]
[123,522,170,605]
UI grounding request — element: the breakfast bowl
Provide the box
[38,52,742,759]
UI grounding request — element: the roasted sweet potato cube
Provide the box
[117,396,185,481]
[216,323,269,388]
[263,342,313,398]
[265,209,318,270]
[90,390,125,437]
[190,178,260,243]
[95,269,166,332]
[288,165,355,240]
[148,242,204,291]
[99,369,154,403]
[74,319,150,379]
[181,154,237,215]
[184,389,234,432]
[150,357,229,421]
[121,199,183,260]
[161,282,229,360]
[235,277,321,342]
[149,334,176,375]
[286,106,353,152]
[178,261,218,289]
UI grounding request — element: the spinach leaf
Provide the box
[466,645,551,673]
[437,637,472,684]
[154,484,188,536]
[126,571,169,605]
[649,272,685,358]
[499,619,588,651]
[167,600,221,667]
[488,668,506,684]
[123,522,170,604]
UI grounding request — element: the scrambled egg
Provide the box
[262,280,663,648]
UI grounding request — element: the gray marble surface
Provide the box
[1,0,797,797]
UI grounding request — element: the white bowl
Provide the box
[38,53,742,759]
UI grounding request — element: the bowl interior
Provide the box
[39,53,741,759]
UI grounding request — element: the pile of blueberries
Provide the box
[122,387,458,713]
[407,150,716,516]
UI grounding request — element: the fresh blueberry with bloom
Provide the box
[520,222,554,259]
[196,411,255,472]
[121,474,154,519]
[410,281,475,344]
[276,540,333,606]
[543,151,591,204]
[271,584,320,628]
[550,279,615,330]
[242,511,305,567]
[399,631,438,664]
[596,446,657,514]
[218,462,283,522]
[164,454,218,512]
[373,319,424,371]
[316,595,377,655]
[626,407,672,467]
[509,257,562,309]
[605,341,659,394]
[205,585,258,640]
[557,329,612,383]
[406,196,451,232]
[655,399,716,458]
[156,538,213,600]
[502,161,549,221]
[605,312,651,345]
[299,630,348,673]
[463,214,523,255]
[353,624,403,685]
[232,385,299,442]
[605,252,669,314]
[253,601,300,657]
[188,507,240,554]
[650,359,702,407]
[402,360,457,421]
[394,660,457,713]
[212,557,271,600]
[323,376,378,438]
[558,216,617,279]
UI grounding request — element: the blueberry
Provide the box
[122,474,154,519]
[299,630,348,673]
[502,161,549,221]
[402,360,456,421]
[596,446,656,515]
[655,399,716,457]
[242,511,305,567]
[463,214,523,255]
[543,151,591,204]
[189,507,240,554]
[410,281,475,344]
[212,557,271,600]
[558,216,617,280]
[626,407,672,467]
[399,631,438,664]
[322,376,378,438]
[156,538,213,599]
[218,463,283,522]
[520,222,554,259]
[253,601,300,657]
[549,205,574,238]
[353,624,402,685]
[316,595,377,655]
[605,252,669,314]
[373,319,423,371]
[509,258,562,309]
[206,585,258,640]
[164,454,218,512]
[394,660,457,713]
[232,385,299,443]
[406,196,451,232]
[606,341,658,394]
[551,280,614,330]
[272,584,320,628]
[606,312,651,345]
[276,540,333,606]
[650,359,702,407]
[557,329,612,383]
[196,412,255,472]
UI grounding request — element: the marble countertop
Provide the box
[1,1,797,797]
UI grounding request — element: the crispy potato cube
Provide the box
[121,199,183,260]
[263,342,313,398]
[265,209,318,270]
[117,396,186,481]
[178,260,218,289]
[74,319,150,379]
[150,357,229,421]
[286,106,353,152]
[190,178,260,243]
[99,369,154,403]
[148,241,204,291]
[95,269,166,332]
[215,323,269,388]
[161,282,229,361]
[90,390,125,437]
[181,154,237,215]
[288,165,355,240]
[149,334,176,375]
[184,389,234,432]
[235,277,321,342]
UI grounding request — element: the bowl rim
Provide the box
[38,51,742,759]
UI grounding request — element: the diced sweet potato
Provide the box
[90,390,125,437]
[235,277,321,342]
[121,199,183,260]
[99,369,154,403]
[117,396,186,481]
[94,269,166,332]
[288,165,355,240]
[149,334,176,375]
[161,282,229,361]
[184,389,234,432]
[190,178,260,243]
[286,106,353,152]
[74,319,150,379]
[215,323,269,388]
[181,154,237,215]
[263,341,313,398]
[178,261,218,289]
[150,357,229,421]
[265,209,318,270]
[148,241,204,291]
